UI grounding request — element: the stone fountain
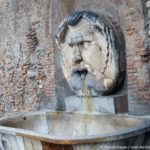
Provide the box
[56,11,127,114]
[0,11,150,150]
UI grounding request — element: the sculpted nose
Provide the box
[73,46,83,64]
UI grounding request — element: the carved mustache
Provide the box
[69,71,105,97]
[71,63,94,76]
[71,62,101,81]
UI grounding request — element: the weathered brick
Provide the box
[127,68,137,73]
[141,56,149,62]
[135,40,143,48]
[139,50,148,56]
[134,62,142,68]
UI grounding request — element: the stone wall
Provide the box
[126,0,150,115]
[0,0,56,116]
[0,0,149,116]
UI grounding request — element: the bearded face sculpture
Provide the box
[56,11,126,97]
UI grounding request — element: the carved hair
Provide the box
[55,11,124,49]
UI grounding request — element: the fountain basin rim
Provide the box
[0,111,150,145]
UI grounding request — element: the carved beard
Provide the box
[68,68,106,97]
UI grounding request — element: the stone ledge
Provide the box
[65,95,128,114]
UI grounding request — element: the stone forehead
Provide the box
[66,19,94,43]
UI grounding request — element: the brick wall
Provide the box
[0,0,56,116]
[125,0,150,115]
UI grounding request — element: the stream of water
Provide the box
[81,80,92,113]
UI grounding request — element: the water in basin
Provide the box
[0,112,143,137]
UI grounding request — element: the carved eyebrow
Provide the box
[68,33,92,45]
[68,33,83,45]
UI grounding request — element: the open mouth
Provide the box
[71,68,88,80]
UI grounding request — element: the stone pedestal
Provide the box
[65,94,128,114]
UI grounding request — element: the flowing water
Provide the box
[81,80,92,113]
[81,79,92,136]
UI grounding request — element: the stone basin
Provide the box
[0,111,150,150]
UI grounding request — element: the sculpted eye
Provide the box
[77,41,84,47]
[68,43,73,48]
